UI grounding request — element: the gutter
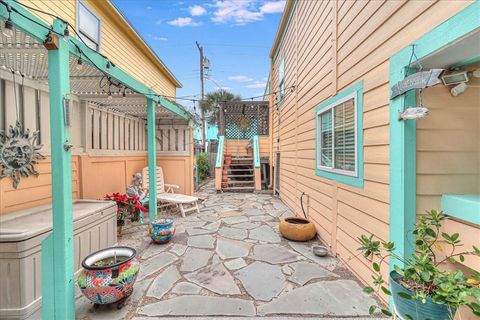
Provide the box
[107,0,183,88]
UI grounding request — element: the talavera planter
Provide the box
[149,218,176,244]
[78,246,139,307]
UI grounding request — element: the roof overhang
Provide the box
[269,0,295,62]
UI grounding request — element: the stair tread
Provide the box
[226,180,254,184]
[227,175,254,178]
[222,187,255,190]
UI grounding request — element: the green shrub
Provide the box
[197,152,210,181]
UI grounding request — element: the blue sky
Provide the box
[113,0,285,110]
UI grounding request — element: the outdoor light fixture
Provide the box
[399,106,429,120]
[63,26,69,41]
[450,82,468,97]
[106,61,111,70]
[441,71,469,85]
[76,57,83,71]
[3,18,14,37]
[107,91,113,100]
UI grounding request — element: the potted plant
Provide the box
[358,209,480,319]
[78,246,139,309]
[105,193,147,235]
[149,217,176,244]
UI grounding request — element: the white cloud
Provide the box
[146,6,152,10]
[152,36,168,41]
[211,0,285,25]
[260,1,286,14]
[168,17,202,27]
[228,75,253,82]
[189,5,207,16]
[245,81,267,89]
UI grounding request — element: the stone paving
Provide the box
[76,180,380,320]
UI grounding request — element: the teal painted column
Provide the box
[147,97,157,223]
[42,19,74,320]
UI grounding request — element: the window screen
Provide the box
[78,1,101,51]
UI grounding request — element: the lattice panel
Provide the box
[223,102,269,139]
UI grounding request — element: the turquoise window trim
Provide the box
[389,0,480,274]
[441,194,480,225]
[314,81,364,188]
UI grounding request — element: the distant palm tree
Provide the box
[200,89,241,125]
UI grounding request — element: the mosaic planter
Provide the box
[149,218,176,244]
[78,247,139,306]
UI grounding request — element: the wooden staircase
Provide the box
[222,156,255,192]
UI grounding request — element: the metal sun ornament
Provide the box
[0,121,45,189]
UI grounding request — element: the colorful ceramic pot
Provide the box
[149,218,175,244]
[78,247,139,305]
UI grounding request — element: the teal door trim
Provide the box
[42,18,75,320]
[147,97,158,223]
[389,1,480,272]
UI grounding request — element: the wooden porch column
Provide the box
[42,18,75,320]
[147,96,157,223]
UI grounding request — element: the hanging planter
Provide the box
[78,247,139,309]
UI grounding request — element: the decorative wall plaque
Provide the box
[0,121,45,189]
[391,69,444,99]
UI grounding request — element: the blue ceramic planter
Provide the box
[390,271,456,320]
[149,218,175,244]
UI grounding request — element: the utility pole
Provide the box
[196,41,206,151]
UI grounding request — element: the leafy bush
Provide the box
[197,152,210,181]
[358,209,480,318]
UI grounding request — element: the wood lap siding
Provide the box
[19,0,176,97]
[270,0,473,294]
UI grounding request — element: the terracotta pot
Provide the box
[149,218,176,244]
[78,246,139,305]
[279,217,316,241]
[222,175,228,182]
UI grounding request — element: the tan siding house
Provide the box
[268,0,480,313]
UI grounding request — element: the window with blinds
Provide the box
[317,94,357,176]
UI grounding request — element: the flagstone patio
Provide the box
[76,180,381,320]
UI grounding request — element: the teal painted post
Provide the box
[215,136,225,168]
[147,97,157,223]
[253,135,260,168]
[42,19,74,320]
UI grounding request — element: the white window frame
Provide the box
[76,0,102,51]
[316,92,358,177]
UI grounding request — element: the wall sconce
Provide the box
[450,82,468,97]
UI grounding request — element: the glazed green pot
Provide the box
[390,271,456,320]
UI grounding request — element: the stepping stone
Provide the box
[288,241,338,271]
[170,243,187,256]
[146,265,180,299]
[199,215,218,222]
[202,221,221,232]
[142,242,171,260]
[251,244,299,264]
[139,296,256,317]
[250,215,275,222]
[231,221,261,230]
[138,252,177,280]
[216,236,252,259]
[130,279,150,302]
[172,282,202,295]
[222,216,249,224]
[218,210,242,218]
[218,226,248,240]
[243,208,264,216]
[288,261,338,285]
[186,227,215,236]
[180,248,214,272]
[249,225,281,243]
[188,234,215,249]
[236,261,285,301]
[224,258,247,270]
[257,280,377,316]
[282,265,294,276]
[183,220,207,228]
[185,263,241,295]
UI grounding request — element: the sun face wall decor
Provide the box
[0,121,45,189]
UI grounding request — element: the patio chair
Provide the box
[142,166,200,218]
